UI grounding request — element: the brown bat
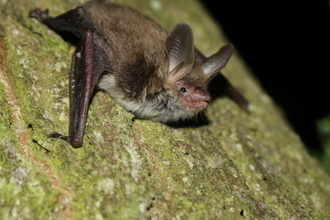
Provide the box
[29,0,248,148]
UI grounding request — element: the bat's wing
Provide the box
[29,7,94,46]
[30,7,113,147]
[214,74,249,110]
[49,29,113,148]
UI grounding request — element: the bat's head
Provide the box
[154,22,233,122]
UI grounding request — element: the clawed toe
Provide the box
[48,132,69,142]
[29,8,49,22]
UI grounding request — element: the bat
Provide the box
[29,0,248,148]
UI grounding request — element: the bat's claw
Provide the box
[48,132,83,148]
[29,8,50,22]
[48,132,69,142]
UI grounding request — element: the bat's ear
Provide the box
[202,43,234,79]
[165,22,195,82]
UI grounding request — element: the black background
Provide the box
[201,0,330,155]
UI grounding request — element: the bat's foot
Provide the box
[48,132,83,148]
[29,8,50,22]
[48,132,69,142]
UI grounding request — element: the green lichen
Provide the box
[0,83,11,138]
[0,137,62,219]
[1,0,330,219]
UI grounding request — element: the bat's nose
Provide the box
[182,91,211,109]
[195,90,211,103]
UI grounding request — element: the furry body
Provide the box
[29,0,246,147]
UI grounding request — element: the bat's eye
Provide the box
[180,87,187,93]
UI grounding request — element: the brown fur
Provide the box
[83,0,167,100]
[29,0,245,147]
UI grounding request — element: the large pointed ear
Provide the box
[202,43,234,78]
[165,22,195,82]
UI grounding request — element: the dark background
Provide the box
[201,0,330,155]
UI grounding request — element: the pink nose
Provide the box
[191,90,211,103]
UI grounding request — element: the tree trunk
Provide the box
[1,0,329,219]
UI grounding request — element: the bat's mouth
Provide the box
[196,99,210,109]
[182,96,211,109]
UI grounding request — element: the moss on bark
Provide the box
[1,0,330,219]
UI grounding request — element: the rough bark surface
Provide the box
[1,0,330,219]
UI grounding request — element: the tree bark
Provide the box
[1,0,330,219]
